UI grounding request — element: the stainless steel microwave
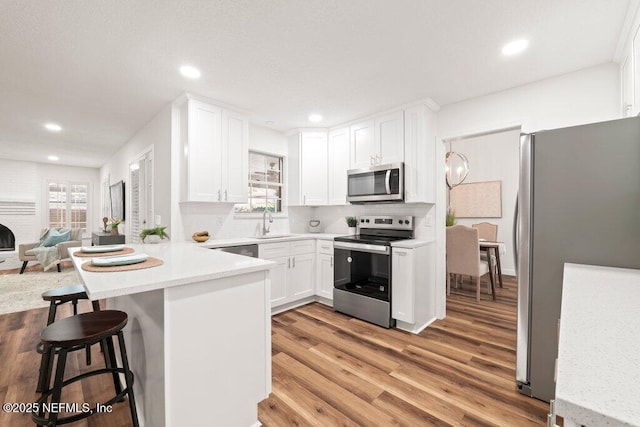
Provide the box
[346,163,404,203]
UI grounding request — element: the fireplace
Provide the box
[0,224,15,251]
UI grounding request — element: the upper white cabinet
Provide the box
[288,131,328,206]
[404,104,436,203]
[178,96,248,203]
[350,111,404,169]
[327,127,350,205]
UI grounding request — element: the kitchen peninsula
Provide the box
[69,242,276,427]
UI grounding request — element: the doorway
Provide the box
[129,148,154,243]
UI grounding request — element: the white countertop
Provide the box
[201,233,340,248]
[391,239,435,249]
[555,263,640,426]
[70,242,276,300]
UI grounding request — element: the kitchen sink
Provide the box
[255,234,296,239]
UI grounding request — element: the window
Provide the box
[234,151,283,213]
[48,180,89,230]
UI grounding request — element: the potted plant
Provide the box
[140,226,169,243]
[446,208,456,227]
[345,216,358,235]
[109,218,122,235]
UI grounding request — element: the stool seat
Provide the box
[41,310,128,348]
[41,284,87,302]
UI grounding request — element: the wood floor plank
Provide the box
[272,333,384,403]
[272,363,360,427]
[273,353,401,426]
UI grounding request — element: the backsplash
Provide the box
[177,203,435,241]
[310,203,436,240]
[178,204,314,240]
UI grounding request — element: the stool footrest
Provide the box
[32,368,134,426]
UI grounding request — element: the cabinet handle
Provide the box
[292,257,296,268]
[397,251,407,256]
[287,258,290,268]
[330,256,333,267]
[224,190,228,201]
[303,195,306,205]
[217,189,221,201]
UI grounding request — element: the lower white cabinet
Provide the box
[391,248,415,323]
[259,240,315,308]
[391,244,436,333]
[315,240,334,301]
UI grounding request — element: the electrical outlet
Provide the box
[216,216,223,226]
[425,211,433,227]
[155,215,162,226]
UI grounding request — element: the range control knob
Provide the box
[361,219,365,223]
[365,219,370,223]
[405,220,410,225]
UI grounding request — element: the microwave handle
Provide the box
[385,169,391,194]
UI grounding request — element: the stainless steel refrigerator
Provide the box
[516,116,640,402]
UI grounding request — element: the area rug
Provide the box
[0,264,80,315]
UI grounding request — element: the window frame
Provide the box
[45,179,91,234]
[234,150,288,218]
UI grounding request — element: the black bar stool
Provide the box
[32,310,139,427]
[36,284,101,393]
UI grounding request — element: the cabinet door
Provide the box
[221,109,248,203]
[350,120,375,169]
[404,105,436,203]
[375,111,404,165]
[269,256,289,307]
[300,132,328,205]
[316,253,334,300]
[328,127,350,205]
[391,248,415,323]
[187,100,222,201]
[289,253,315,300]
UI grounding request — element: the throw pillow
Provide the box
[42,229,71,247]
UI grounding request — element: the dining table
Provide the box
[479,240,505,287]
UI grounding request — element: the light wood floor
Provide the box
[0,275,548,426]
[259,276,549,426]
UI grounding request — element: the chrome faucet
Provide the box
[262,210,273,236]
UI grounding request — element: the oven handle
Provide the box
[334,241,390,255]
[385,169,391,194]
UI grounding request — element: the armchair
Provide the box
[18,228,84,274]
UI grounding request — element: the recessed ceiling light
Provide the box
[265,120,275,126]
[502,39,529,56]
[47,155,59,161]
[179,65,201,79]
[44,123,62,132]
[308,114,323,123]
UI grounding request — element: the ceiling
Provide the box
[0,0,632,168]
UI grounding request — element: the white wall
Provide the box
[0,159,100,243]
[448,128,520,275]
[101,104,172,241]
[433,63,621,318]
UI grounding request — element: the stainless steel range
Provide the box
[333,215,414,328]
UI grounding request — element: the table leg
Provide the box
[494,247,503,288]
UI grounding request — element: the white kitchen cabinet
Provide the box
[221,109,249,203]
[259,240,315,308]
[622,53,633,117]
[404,104,436,203]
[315,240,334,301]
[178,96,248,203]
[350,120,375,169]
[391,243,436,333]
[391,248,415,323]
[350,111,404,169]
[288,131,328,206]
[327,127,350,205]
[375,110,404,164]
[288,253,315,299]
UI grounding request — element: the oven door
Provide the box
[333,242,391,301]
[347,163,404,203]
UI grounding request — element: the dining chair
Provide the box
[446,225,496,302]
[472,222,501,287]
